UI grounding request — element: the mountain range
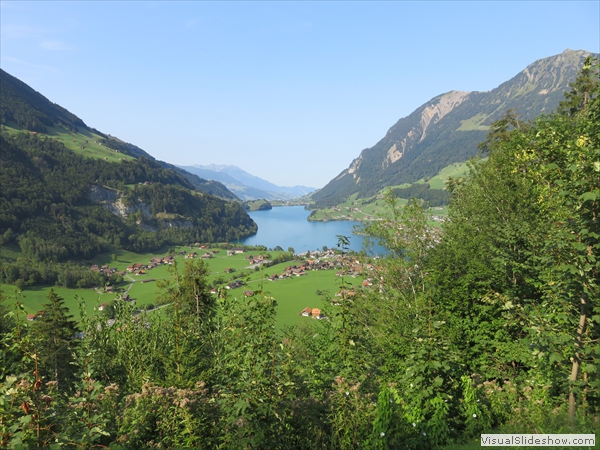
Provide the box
[178,164,316,201]
[311,49,597,207]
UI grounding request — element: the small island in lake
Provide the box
[243,199,273,211]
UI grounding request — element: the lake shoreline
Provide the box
[237,205,376,254]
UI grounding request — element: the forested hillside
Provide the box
[0,131,256,288]
[0,68,257,289]
[0,69,85,133]
[1,58,598,449]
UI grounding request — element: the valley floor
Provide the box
[2,245,364,329]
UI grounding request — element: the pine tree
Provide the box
[30,289,80,389]
[558,56,599,116]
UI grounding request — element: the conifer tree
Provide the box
[30,289,79,389]
[558,56,599,116]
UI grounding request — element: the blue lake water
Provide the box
[238,206,379,254]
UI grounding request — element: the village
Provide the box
[26,244,377,325]
[149,246,371,313]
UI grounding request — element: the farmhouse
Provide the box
[226,280,244,290]
[311,308,324,319]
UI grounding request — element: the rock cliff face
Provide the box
[88,184,195,232]
[102,198,152,221]
[382,90,470,169]
[88,184,119,203]
[311,49,597,208]
[88,184,155,230]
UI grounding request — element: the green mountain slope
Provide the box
[311,49,597,207]
[0,68,238,201]
[0,71,256,287]
[0,69,85,133]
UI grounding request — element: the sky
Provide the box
[1,1,599,188]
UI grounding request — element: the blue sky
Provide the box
[1,1,599,188]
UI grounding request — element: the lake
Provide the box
[238,205,381,254]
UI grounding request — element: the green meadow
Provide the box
[308,161,474,225]
[3,246,364,329]
[0,284,113,322]
[415,161,471,189]
[247,268,362,328]
[2,123,135,163]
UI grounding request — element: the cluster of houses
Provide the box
[266,253,367,282]
[89,256,182,278]
[98,292,133,313]
[121,255,177,275]
[300,307,324,320]
[90,264,123,277]
[209,281,249,294]
[268,260,335,282]
[244,253,267,265]
[335,262,370,278]
[225,279,245,290]
[185,250,219,260]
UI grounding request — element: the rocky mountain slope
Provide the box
[311,49,597,207]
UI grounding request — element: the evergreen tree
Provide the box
[558,56,599,116]
[30,289,80,389]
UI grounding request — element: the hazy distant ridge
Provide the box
[179,164,316,201]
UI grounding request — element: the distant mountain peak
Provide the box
[180,164,316,201]
[192,163,233,172]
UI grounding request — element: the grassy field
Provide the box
[255,269,361,328]
[308,161,473,224]
[2,123,135,163]
[308,193,406,222]
[418,161,471,189]
[3,246,363,329]
[1,283,114,322]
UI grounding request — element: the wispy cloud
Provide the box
[40,40,74,51]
